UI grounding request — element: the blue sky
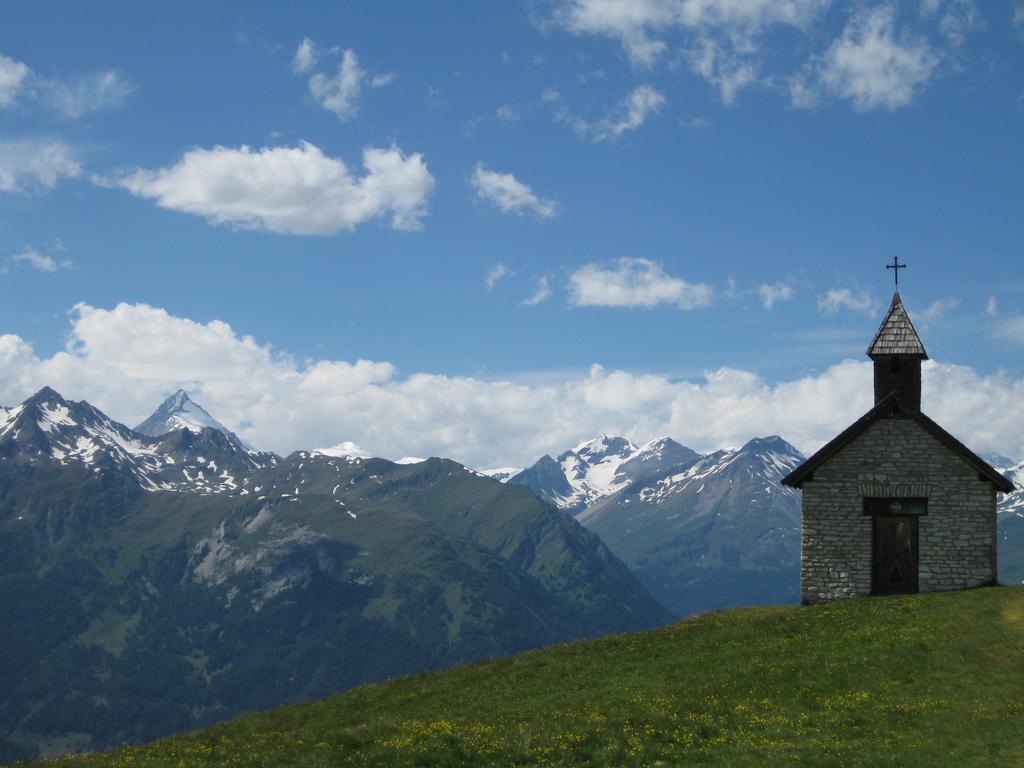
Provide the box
[1,1,1023,466]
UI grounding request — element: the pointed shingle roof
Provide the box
[867,292,928,359]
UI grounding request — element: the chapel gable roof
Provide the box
[867,292,928,359]
[781,393,1014,493]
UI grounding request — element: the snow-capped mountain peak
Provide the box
[571,433,637,462]
[510,432,806,515]
[135,390,247,444]
[0,387,278,494]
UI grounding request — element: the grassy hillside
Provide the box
[0,455,669,760]
[18,587,1023,767]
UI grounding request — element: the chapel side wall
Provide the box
[800,416,996,604]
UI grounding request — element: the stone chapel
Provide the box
[782,292,1014,603]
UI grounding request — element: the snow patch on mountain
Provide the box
[0,405,23,438]
[312,441,368,459]
[480,467,522,482]
[535,434,638,509]
[995,460,1024,519]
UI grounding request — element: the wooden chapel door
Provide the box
[872,515,919,595]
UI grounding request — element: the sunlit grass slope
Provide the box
[22,587,1024,768]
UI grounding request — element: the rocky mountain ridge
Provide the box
[508,433,806,615]
[0,387,670,762]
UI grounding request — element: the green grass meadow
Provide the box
[19,587,1024,767]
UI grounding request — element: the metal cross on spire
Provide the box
[886,256,906,287]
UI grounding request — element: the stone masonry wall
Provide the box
[801,415,997,603]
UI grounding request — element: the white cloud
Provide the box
[10,245,71,273]
[687,36,757,105]
[1015,4,1024,29]
[796,6,938,111]
[551,0,826,68]
[556,84,666,142]
[986,295,998,317]
[817,288,876,316]
[522,276,552,305]
[0,139,81,194]
[299,46,393,120]
[425,86,444,108]
[470,164,557,218]
[4,303,1024,467]
[112,141,435,236]
[370,72,396,88]
[918,296,960,321]
[994,317,1024,344]
[554,0,671,67]
[485,263,513,292]
[38,70,135,119]
[550,0,827,102]
[569,258,712,309]
[0,50,132,117]
[758,282,795,309]
[495,104,521,122]
[309,49,364,121]
[933,0,981,47]
[0,52,30,107]
[292,38,318,74]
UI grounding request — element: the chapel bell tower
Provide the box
[866,292,927,412]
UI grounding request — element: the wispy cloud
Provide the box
[987,295,999,317]
[495,104,521,122]
[522,275,552,305]
[0,50,133,117]
[0,139,81,194]
[0,53,30,107]
[370,72,396,88]
[552,85,666,142]
[292,37,318,74]
[918,296,961,322]
[548,0,825,69]
[470,164,557,218]
[38,70,135,119]
[817,288,876,316]
[569,258,712,310]
[485,263,513,292]
[548,0,827,103]
[792,6,937,112]
[293,41,395,122]
[993,316,1024,345]
[308,49,364,121]
[929,0,982,48]
[758,282,795,310]
[10,245,72,273]
[687,36,757,105]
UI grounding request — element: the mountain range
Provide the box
[1,386,1020,761]
[0,388,668,761]
[503,433,804,615]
